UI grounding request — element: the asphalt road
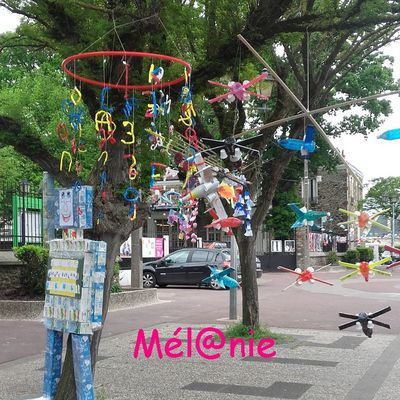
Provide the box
[2,270,400,365]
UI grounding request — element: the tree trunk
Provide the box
[54,233,122,400]
[237,232,259,328]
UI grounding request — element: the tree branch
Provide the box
[0,116,75,186]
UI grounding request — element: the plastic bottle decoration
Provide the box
[383,245,400,270]
[377,128,400,140]
[208,72,269,104]
[202,266,240,289]
[338,208,391,234]
[338,258,392,282]
[338,307,391,338]
[278,125,316,158]
[243,191,254,237]
[277,265,333,291]
[288,203,329,229]
[167,209,179,225]
[201,135,262,169]
[233,194,246,217]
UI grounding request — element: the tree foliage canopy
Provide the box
[1,2,400,393]
[364,176,400,214]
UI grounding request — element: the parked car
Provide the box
[141,248,231,289]
[221,249,263,279]
[119,247,263,289]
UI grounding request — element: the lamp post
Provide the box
[383,192,400,247]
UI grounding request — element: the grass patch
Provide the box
[222,323,293,344]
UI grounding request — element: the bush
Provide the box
[111,262,122,293]
[326,251,338,265]
[13,245,48,297]
[356,246,374,262]
[342,249,359,264]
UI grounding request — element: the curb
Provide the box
[0,288,159,320]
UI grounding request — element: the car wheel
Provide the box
[209,279,221,290]
[143,272,156,288]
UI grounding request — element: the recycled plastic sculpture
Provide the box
[338,306,391,338]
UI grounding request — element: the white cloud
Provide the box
[331,41,400,184]
[0,7,21,33]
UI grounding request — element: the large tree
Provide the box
[364,177,400,214]
[1,1,400,398]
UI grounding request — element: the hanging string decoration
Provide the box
[61,51,191,222]
[58,87,86,175]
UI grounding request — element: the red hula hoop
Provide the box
[61,51,192,90]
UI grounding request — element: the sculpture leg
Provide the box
[43,329,63,399]
[72,334,95,400]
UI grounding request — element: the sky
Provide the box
[0,7,399,186]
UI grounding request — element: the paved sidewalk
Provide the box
[1,325,400,400]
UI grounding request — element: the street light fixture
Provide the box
[382,190,400,247]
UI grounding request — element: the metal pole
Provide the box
[392,202,395,247]
[234,89,400,139]
[237,34,361,183]
[21,184,26,246]
[303,158,310,265]
[229,235,238,320]
[131,227,143,289]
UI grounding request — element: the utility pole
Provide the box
[303,156,310,265]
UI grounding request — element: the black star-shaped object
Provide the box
[338,306,391,338]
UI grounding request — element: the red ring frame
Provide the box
[61,51,191,90]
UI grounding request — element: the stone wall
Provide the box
[0,263,24,296]
[316,166,349,232]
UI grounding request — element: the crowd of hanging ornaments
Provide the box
[56,52,400,338]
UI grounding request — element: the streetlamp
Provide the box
[382,191,400,247]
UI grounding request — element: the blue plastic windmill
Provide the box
[202,266,240,289]
[278,125,316,155]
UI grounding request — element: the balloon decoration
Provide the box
[338,307,391,338]
[288,203,329,229]
[338,258,392,282]
[202,266,240,289]
[277,265,333,291]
